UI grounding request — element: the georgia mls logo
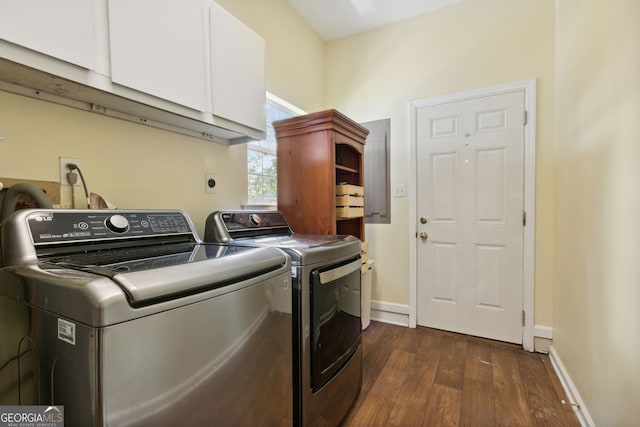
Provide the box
[0,405,64,426]
[43,406,63,420]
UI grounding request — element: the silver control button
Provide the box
[106,214,129,233]
[249,213,262,226]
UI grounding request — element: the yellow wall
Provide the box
[324,0,556,327]
[0,0,324,237]
[0,90,246,236]
[553,0,640,425]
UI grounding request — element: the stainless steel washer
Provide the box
[205,210,362,427]
[0,209,292,426]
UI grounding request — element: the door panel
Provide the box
[476,148,506,223]
[475,243,506,308]
[431,152,458,222]
[417,91,525,344]
[432,242,457,302]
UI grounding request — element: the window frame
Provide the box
[246,93,305,206]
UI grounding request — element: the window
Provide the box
[247,94,304,204]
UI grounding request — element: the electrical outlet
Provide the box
[205,174,217,194]
[59,157,81,185]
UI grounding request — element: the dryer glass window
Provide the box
[310,256,361,391]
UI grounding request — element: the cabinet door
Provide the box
[0,0,99,70]
[210,2,266,132]
[108,0,209,112]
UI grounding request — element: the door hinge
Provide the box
[523,110,528,126]
[523,211,527,226]
[522,310,525,327]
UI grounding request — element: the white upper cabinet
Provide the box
[0,0,102,71]
[108,0,209,112]
[210,2,266,132]
[0,0,265,142]
[107,0,265,131]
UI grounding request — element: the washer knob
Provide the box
[249,213,262,226]
[106,214,129,233]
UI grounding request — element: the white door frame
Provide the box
[408,79,536,351]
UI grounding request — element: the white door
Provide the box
[416,91,525,344]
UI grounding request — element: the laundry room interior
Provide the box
[0,0,638,426]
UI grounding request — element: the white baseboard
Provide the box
[371,306,556,340]
[534,324,553,339]
[548,345,595,427]
[370,300,410,327]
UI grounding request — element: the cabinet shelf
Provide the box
[337,215,365,220]
[336,164,359,174]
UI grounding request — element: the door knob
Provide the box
[419,232,428,240]
[420,216,428,224]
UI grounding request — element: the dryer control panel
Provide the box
[205,210,292,242]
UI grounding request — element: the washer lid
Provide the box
[205,210,362,264]
[231,233,361,265]
[0,244,290,327]
[47,244,287,305]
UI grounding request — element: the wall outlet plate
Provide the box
[205,174,217,194]
[59,157,81,185]
[393,184,407,197]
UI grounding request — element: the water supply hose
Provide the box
[0,183,53,222]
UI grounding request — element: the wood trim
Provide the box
[273,109,369,142]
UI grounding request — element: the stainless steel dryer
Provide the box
[205,210,362,427]
[0,209,292,426]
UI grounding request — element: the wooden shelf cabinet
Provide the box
[274,109,369,240]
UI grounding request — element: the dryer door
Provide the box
[310,256,361,391]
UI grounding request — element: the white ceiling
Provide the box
[287,0,463,42]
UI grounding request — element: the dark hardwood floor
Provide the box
[341,321,580,427]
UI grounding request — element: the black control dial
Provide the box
[105,214,129,233]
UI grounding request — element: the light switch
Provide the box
[393,184,407,198]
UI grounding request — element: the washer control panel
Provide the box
[26,210,193,244]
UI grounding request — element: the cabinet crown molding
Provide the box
[273,109,369,142]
